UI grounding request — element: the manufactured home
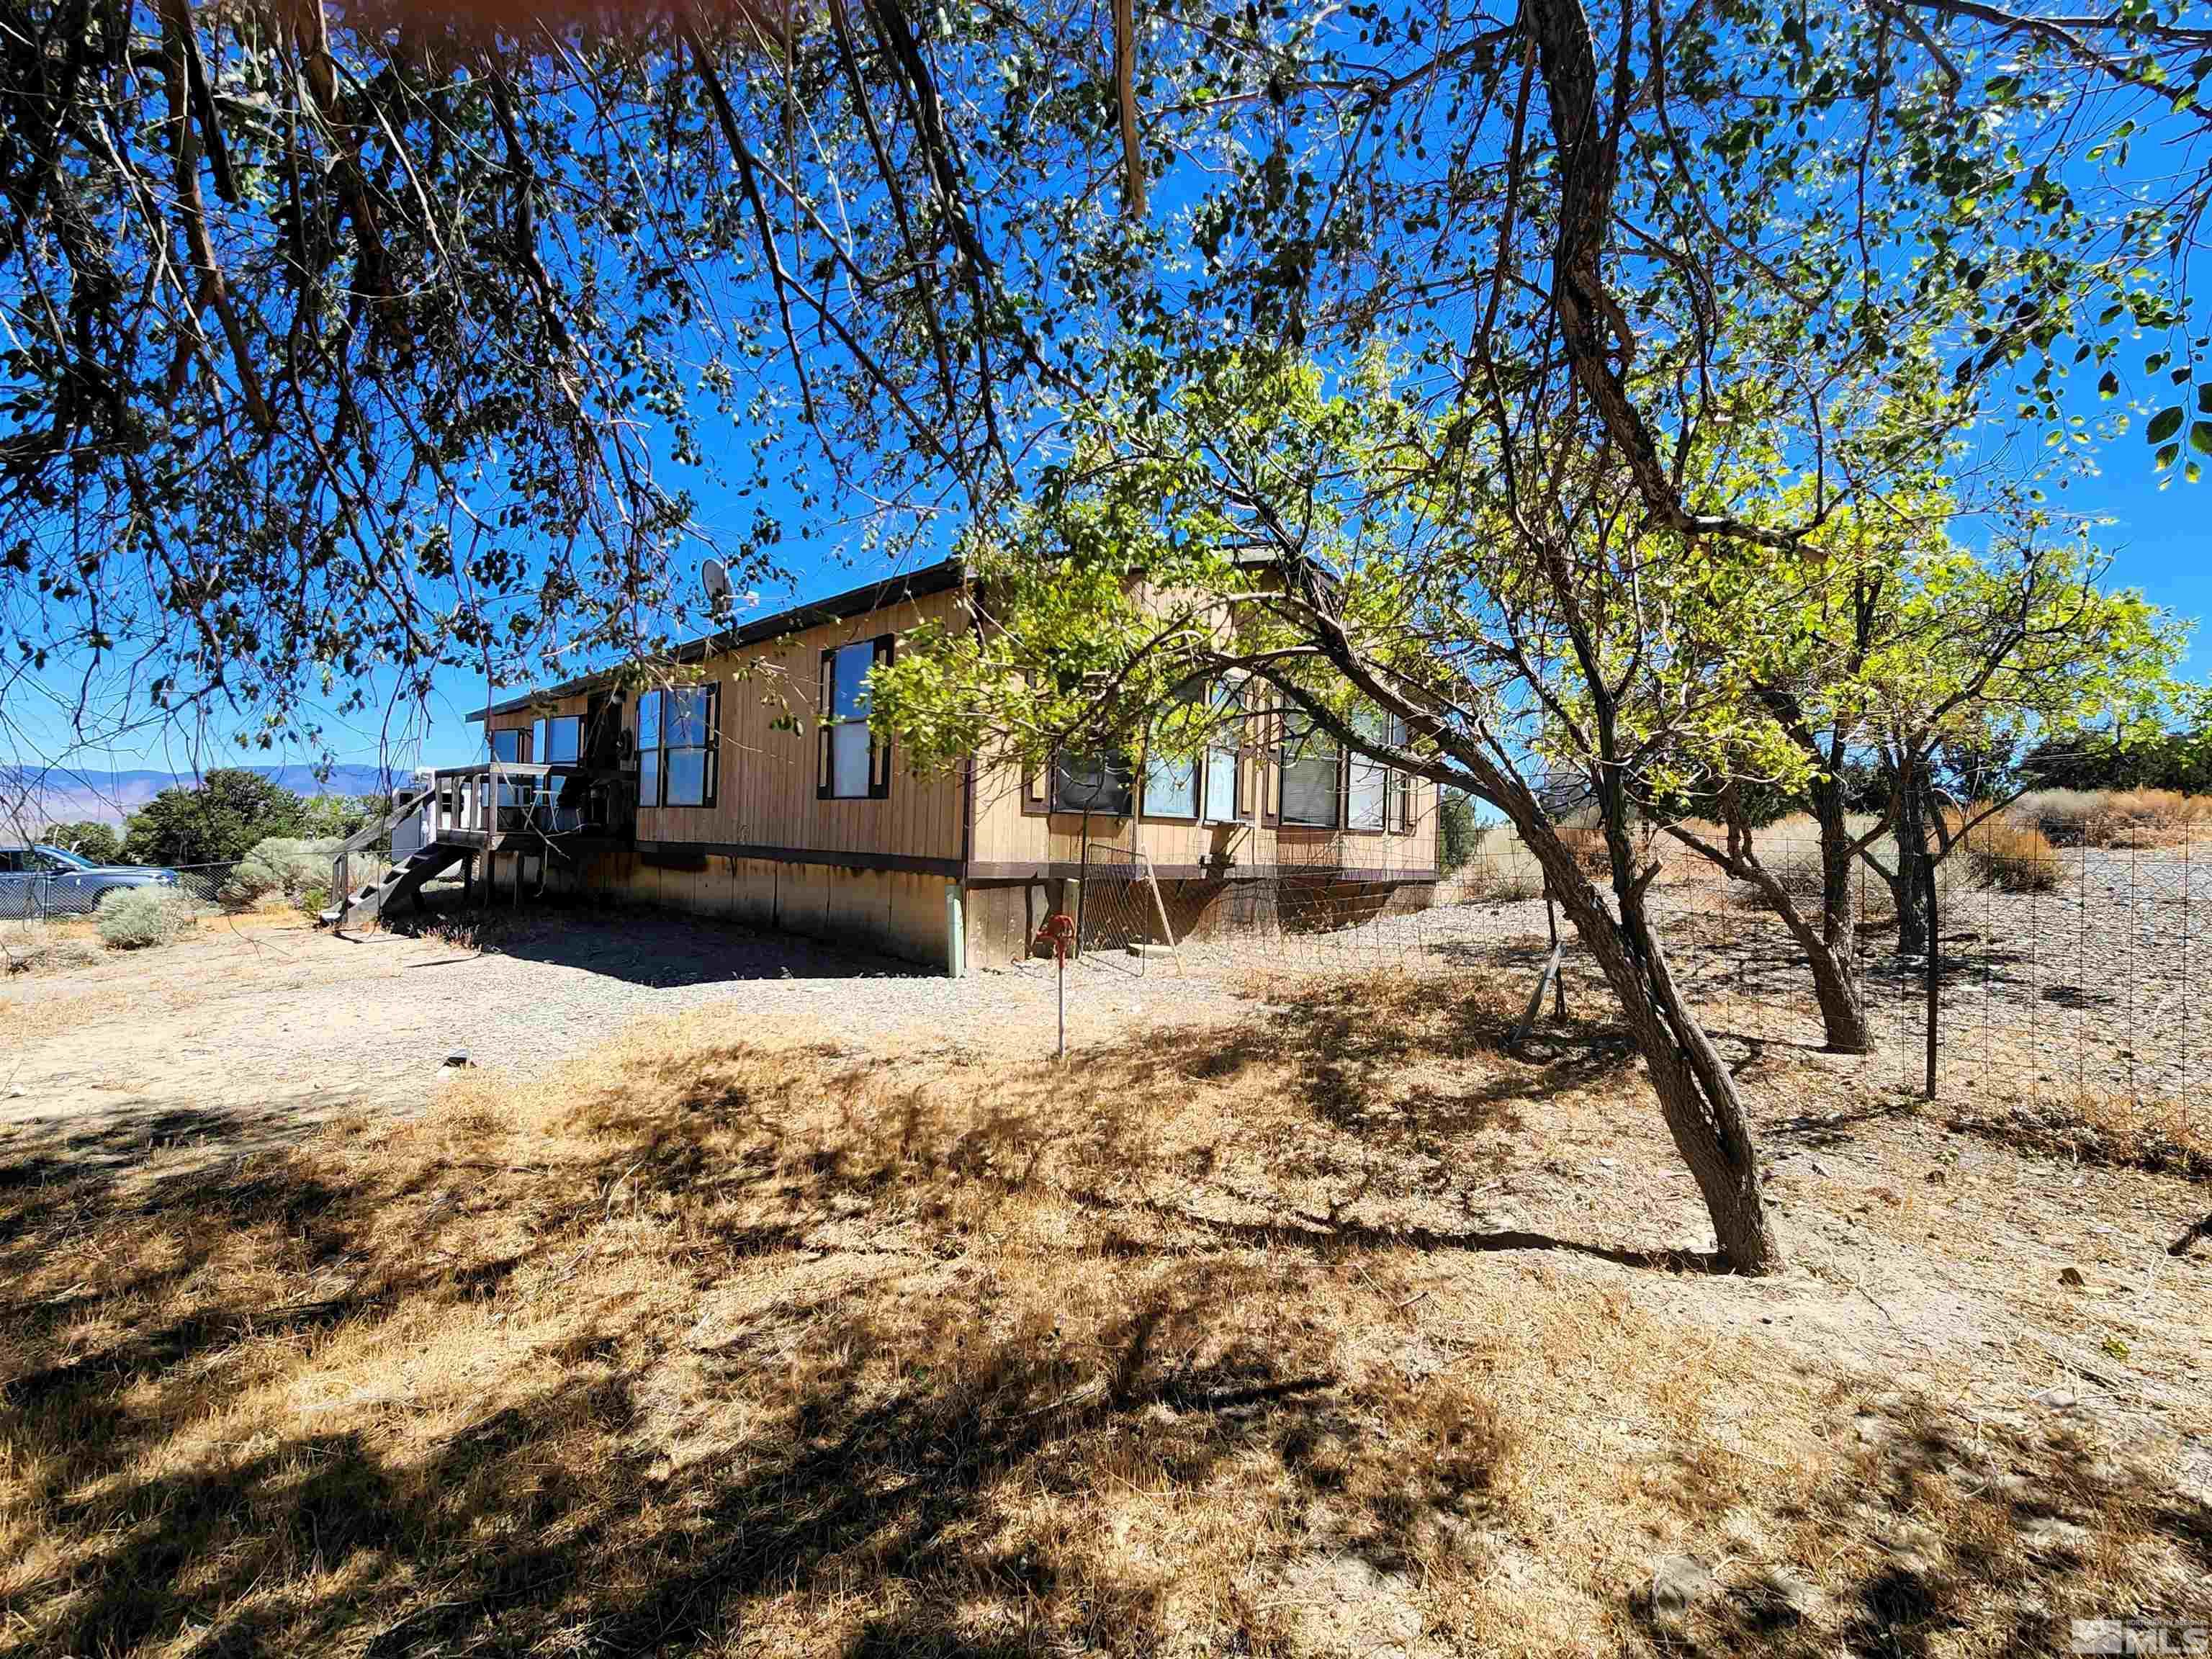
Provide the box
[341,559,1439,967]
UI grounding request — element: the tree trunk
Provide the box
[1808,778,1870,1053]
[1509,802,1784,1274]
[1893,784,1930,958]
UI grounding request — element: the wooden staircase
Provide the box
[320,842,468,929]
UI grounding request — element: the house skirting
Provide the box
[483,843,1437,973]
[963,867,1440,966]
[490,846,956,968]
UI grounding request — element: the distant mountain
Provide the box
[1,764,406,830]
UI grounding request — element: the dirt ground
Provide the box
[0,905,2206,1656]
[0,905,1246,1165]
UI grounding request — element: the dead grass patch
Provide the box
[1,965,2204,1656]
[1946,1090,2212,1183]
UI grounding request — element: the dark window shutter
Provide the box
[1021,759,1049,816]
[868,634,894,799]
[705,685,721,809]
[1259,698,1280,827]
[817,649,834,800]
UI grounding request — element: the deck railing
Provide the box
[421,763,635,843]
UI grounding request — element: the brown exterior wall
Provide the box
[478,574,1440,969]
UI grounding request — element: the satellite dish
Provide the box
[701,557,734,614]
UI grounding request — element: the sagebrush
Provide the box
[94,886,199,949]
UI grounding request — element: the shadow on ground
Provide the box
[2,975,2203,1656]
[377,892,937,987]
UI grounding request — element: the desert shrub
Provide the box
[95,887,199,949]
[2014,786,2211,847]
[297,881,332,918]
[1746,813,1825,895]
[2103,787,2212,835]
[1555,824,1611,881]
[2012,788,2106,844]
[1470,842,1546,901]
[1958,814,2061,891]
[218,837,369,909]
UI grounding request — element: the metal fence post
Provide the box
[1923,848,1940,1100]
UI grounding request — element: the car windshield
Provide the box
[32,845,94,871]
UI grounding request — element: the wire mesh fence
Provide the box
[1064,817,2211,1145]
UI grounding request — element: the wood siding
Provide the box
[485,581,1436,882]
[490,588,970,864]
[969,683,1439,878]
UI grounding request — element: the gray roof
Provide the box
[468,557,965,721]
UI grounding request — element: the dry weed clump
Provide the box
[1950,809,2062,893]
[2014,787,2212,848]
[0,919,102,975]
[1947,1089,2211,1181]
[0,968,2203,1658]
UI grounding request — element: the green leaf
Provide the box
[2098,370,2119,398]
[2193,421,2212,457]
[2146,406,2184,444]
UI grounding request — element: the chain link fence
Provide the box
[3,861,243,921]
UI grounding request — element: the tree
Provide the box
[2020,729,2212,796]
[1438,792,1480,874]
[881,353,1803,1272]
[39,821,122,863]
[299,793,388,842]
[120,770,308,867]
[1646,514,2190,1047]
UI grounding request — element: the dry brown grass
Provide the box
[1946,809,2064,893]
[2014,788,2212,848]
[1,967,2205,1657]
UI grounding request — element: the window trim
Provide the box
[1201,678,1249,826]
[1344,711,1402,837]
[817,634,895,801]
[539,713,582,767]
[639,682,720,810]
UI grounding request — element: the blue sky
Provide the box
[13,402,2206,782]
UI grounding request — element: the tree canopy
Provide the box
[3,0,2208,760]
[119,768,310,865]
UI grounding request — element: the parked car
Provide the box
[0,843,182,920]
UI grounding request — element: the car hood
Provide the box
[66,864,177,878]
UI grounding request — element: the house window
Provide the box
[1141,748,1197,819]
[490,727,524,763]
[1141,688,1200,820]
[1347,709,1401,832]
[1390,768,1414,834]
[638,683,719,808]
[537,715,580,765]
[1202,681,1245,824]
[1278,711,1341,827]
[1052,750,1133,816]
[818,636,894,800]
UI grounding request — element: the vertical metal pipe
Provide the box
[1923,849,1940,1100]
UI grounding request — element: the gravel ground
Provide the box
[1164,844,2212,1112]
[0,908,1254,1166]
